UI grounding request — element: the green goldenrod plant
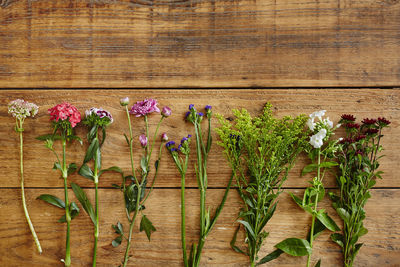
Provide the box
[272,110,341,267]
[112,98,169,267]
[166,104,233,267]
[215,103,309,267]
[8,99,42,254]
[37,102,83,267]
[329,115,390,267]
[70,107,117,267]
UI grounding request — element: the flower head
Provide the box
[310,110,326,120]
[361,118,377,125]
[189,104,195,110]
[161,132,168,142]
[84,107,113,127]
[48,102,81,128]
[354,135,366,142]
[378,117,391,127]
[365,128,379,135]
[130,98,160,117]
[139,134,148,148]
[120,97,129,106]
[166,141,175,149]
[309,128,327,149]
[345,123,360,129]
[205,105,212,111]
[340,114,356,122]
[8,99,39,120]
[161,106,172,117]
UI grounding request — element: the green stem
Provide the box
[125,106,138,185]
[93,182,99,267]
[18,127,42,254]
[307,149,321,267]
[148,116,164,162]
[181,164,188,267]
[122,187,141,267]
[62,138,71,267]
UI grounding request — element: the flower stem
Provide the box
[181,170,188,267]
[62,139,71,267]
[19,128,42,254]
[307,148,321,267]
[93,182,99,267]
[125,106,138,184]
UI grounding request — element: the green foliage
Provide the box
[71,183,96,226]
[329,116,389,267]
[216,103,309,265]
[275,238,312,257]
[140,215,156,241]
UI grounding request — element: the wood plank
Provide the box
[1,0,400,87]
[0,188,398,266]
[1,89,398,188]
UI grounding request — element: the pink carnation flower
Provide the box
[48,102,81,128]
[130,98,160,117]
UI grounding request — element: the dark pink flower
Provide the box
[139,134,148,147]
[362,118,377,125]
[130,98,160,117]
[48,102,81,128]
[161,106,172,117]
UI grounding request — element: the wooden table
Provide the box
[1,1,399,267]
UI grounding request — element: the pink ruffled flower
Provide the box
[48,102,81,128]
[130,98,160,117]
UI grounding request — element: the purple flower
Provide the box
[161,106,172,117]
[161,132,168,141]
[130,98,160,117]
[188,134,192,138]
[171,148,178,152]
[197,112,204,117]
[189,104,195,110]
[139,134,148,147]
[178,144,182,151]
[166,141,175,148]
[120,97,129,106]
[205,105,212,111]
[185,111,191,119]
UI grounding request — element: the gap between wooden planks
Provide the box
[0,188,399,266]
[1,0,400,87]
[0,89,398,189]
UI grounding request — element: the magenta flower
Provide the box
[161,132,168,141]
[161,106,172,117]
[139,134,148,147]
[130,98,160,117]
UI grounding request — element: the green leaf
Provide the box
[67,135,83,145]
[36,134,62,141]
[95,147,101,170]
[155,160,160,171]
[67,163,78,175]
[301,163,318,176]
[140,156,148,175]
[112,235,122,247]
[58,202,80,223]
[336,208,351,224]
[331,233,344,248]
[79,164,94,181]
[99,166,123,176]
[256,249,284,265]
[37,194,65,209]
[71,183,96,226]
[53,162,62,171]
[290,193,304,208]
[319,161,338,168]
[140,214,156,241]
[275,238,312,257]
[237,220,256,240]
[123,133,130,145]
[307,218,326,241]
[314,259,321,267]
[316,211,340,232]
[230,225,247,255]
[84,137,99,163]
[351,243,363,260]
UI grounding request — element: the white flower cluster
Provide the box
[85,107,113,123]
[307,110,339,149]
[8,99,39,120]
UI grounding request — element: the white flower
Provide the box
[309,110,326,121]
[336,123,341,128]
[8,99,39,120]
[323,117,333,129]
[306,117,315,131]
[309,128,327,149]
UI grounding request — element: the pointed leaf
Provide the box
[307,218,326,242]
[301,164,318,176]
[79,164,94,181]
[256,249,284,265]
[314,259,321,267]
[37,194,65,209]
[140,214,156,241]
[331,233,344,248]
[99,166,123,176]
[58,202,80,223]
[337,208,351,224]
[36,134,62,141]
[275,238,312,256]
[112,235,122,247]
[84,138,99,163]
[71,183,96,226]
[230,225,247,255]
[67,163,78,175]
[237,220,256,240]
[316,211,340,232]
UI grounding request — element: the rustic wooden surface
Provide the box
[0,90,399,266]
[1,0,400,87]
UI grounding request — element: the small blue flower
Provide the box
[188,134,192,138]
[181,137,188,144]
[171,148,178,152]
[178,144,182,150]
[205,105,212,110]
[189,104,195,110]
[185,111,191,119]
[166,141,175,148]
[197,112,204,116]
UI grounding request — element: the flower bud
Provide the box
[120,97,129,106]
[139,134,148,148]
[161,106,172,117]
[161,132,168,142]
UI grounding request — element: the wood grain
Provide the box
[1,89,398,188]
[0,188,399,266]
[1,0,400,88]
